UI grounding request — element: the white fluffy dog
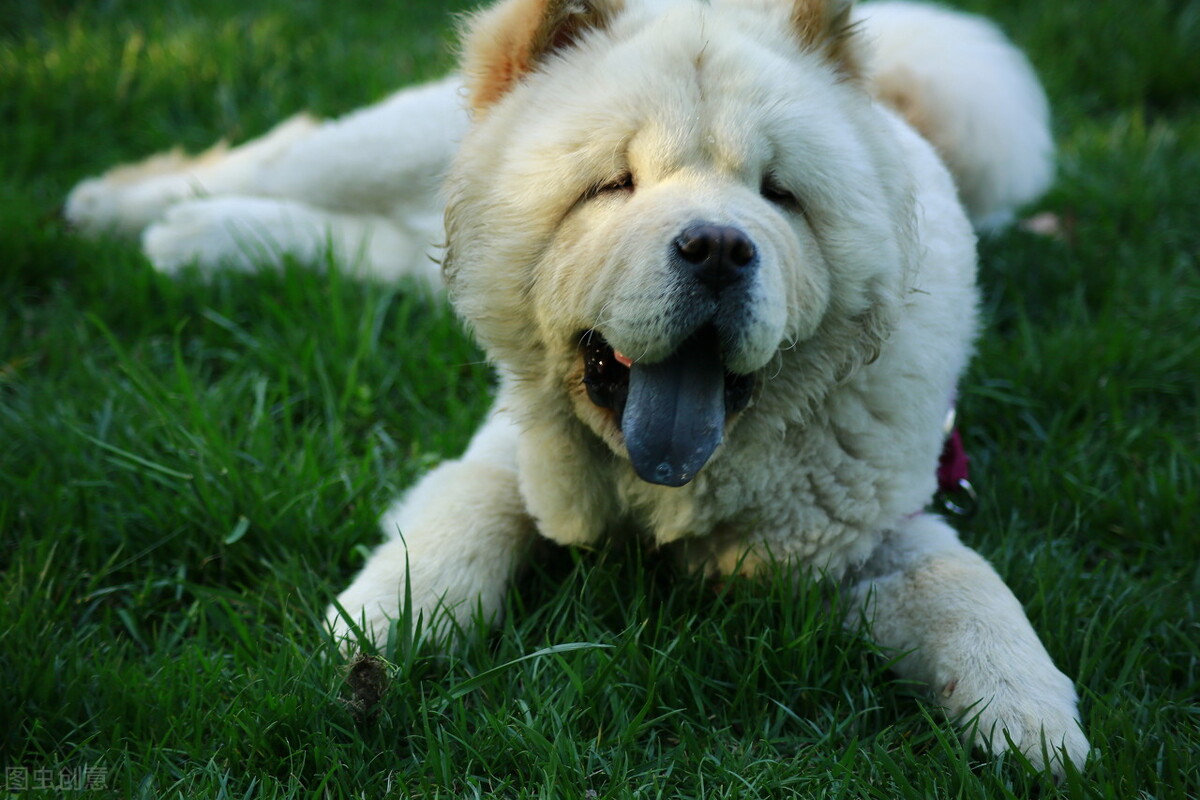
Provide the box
[68,0,1087,775]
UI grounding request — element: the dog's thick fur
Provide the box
[67,0,1087,775]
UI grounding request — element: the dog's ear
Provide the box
[789,0,860,77]
[460,0,624,112]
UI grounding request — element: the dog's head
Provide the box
[445,0,916,489]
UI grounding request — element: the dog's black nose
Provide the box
[673,224,757,293]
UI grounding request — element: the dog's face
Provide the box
[446,0,915,487]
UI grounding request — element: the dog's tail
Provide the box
[856,1,1053,231]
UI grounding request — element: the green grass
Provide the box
[2,0,1197,796]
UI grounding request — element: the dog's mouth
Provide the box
[580,326,755,487]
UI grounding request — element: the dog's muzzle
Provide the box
[581,326,755,487]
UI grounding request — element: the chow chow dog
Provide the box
[67,0,1088,775]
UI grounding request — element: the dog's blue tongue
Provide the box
[622,328,725,487]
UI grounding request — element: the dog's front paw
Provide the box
[325,594,397,654]
[943,664,1089,775]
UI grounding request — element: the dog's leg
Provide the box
[64,113,319,238]
[847,513,1089,775]
[327,409,537,649]
[66,76,466,250]
[141,195,442,286]
[243,76,466,220]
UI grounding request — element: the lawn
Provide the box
[2,0,1197,797]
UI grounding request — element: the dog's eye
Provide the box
[590,172,634,198]
[761,175,799,207]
